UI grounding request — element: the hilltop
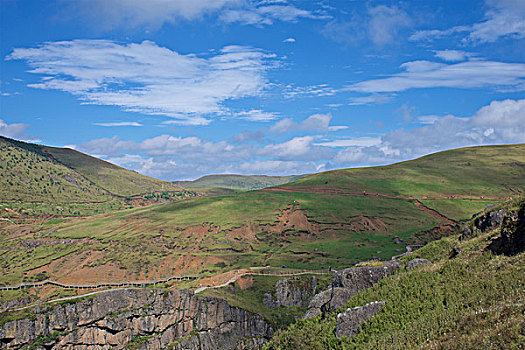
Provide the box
[0,136,187,216]
[0,143,523,293]
[175,174,302,191]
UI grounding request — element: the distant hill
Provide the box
[2,143,522,288]
[174,174,303,191]
[0,136,183,215]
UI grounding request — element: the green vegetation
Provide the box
[0,136,189,217]
[0,143,523,298]
[266,199,525,349]
[175,174,302,191]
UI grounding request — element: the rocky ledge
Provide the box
[0,288,272,350]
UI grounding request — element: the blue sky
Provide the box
[1,0,524,180]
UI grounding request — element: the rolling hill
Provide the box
[0,143,523,292]
[175,174,302,191]
[0,136,184,216]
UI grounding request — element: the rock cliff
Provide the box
[303,261,399,319]
[263,277,317,308]
[0,288,272,350]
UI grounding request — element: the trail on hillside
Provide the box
[413,200,457,225]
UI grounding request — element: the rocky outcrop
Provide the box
[0,288,271,350]
[335,301,385,338]
[486,203,525,256]
[405,258,431,269]
[303,262,399,319]
[463,208,508,239]
[263,277,317,308]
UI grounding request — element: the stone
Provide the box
[0,288,272,350]
[303,261,398,320]
[335,301,385,338]
[405,258,431,269]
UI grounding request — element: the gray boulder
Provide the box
[335,301,385,338]
[405,258,431,269]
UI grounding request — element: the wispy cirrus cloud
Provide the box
[346,60,525,93]
[93,122,143,127]
[8,40,277,125]
[410,0,525,43]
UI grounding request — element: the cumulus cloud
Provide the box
[72,99,525,180]
[331,98,525,167]
[346,60,525,93]
[260,136,331,161]
[269,113,345,134]
[0,119,38,141]
[283,37,296,43]
[231,130,265,144]
[410,0,525,43]
[8,40,276,125]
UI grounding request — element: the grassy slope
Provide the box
[0,144,523,288]
[0,136,183,216]
[175,174,302,191]
[42,145,180,197]
[267,199,525,349]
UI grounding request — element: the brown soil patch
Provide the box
[235,276,254,290]
[413,200,456,225]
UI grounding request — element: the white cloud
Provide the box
[236,109,280,121]
[72,99,525,180]
[0,119,38,141]
[67,0,240,29]
[269,113,345,134]
[284,84,337,98]
[348,94,393,106]
[433,50,478,62]
[331,98,525,167]
[410,0,525,43]
[93,122,143,127]
[346,60,525,93]
[260,136,331,161]
[8,40,276,125]
[283,37,296,43]
[220,3,323,26]
[315,137,381,148]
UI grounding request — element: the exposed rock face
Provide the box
[0,288,271,350]
[303,262,399,319]
[486,203,525,256]
[463,209,508,238]
[335,301,385,338]
[263,277,317,308]
[405,258,431,269]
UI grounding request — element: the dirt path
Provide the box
[413,200,457,225]
[194,270,331,294]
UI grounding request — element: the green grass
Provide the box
[0,144,523,290]
[266,200,525,349]
[175,174,302,191]
[0,136,195,217]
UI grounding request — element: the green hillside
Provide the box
[0,144,523,288]
[267,198,525,349]
[0,136,184,216]
[175,174,302,191]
